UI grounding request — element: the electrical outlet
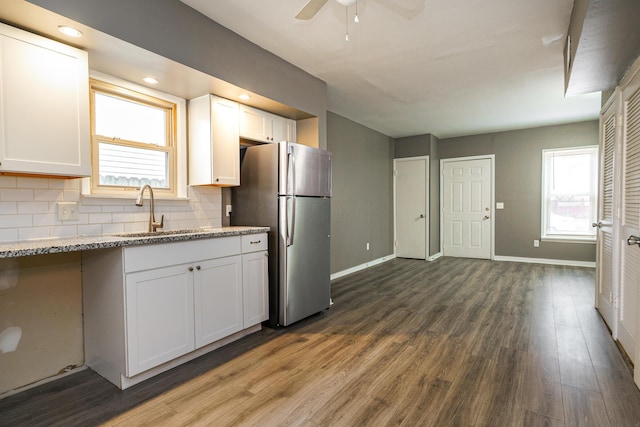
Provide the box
[225,205,232,217]
[533,240,540,247]
[366,242,370,251]
[57,202,79,221]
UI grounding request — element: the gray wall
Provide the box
[30,0,328,149]
[439,120,598,262]
[393,134,441,256]
[328,112,394,273]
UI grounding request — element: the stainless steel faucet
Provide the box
[135,184,164,232]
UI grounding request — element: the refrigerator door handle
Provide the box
[287,195,296,246]
[288,143,296,196]
[286,144,296,247]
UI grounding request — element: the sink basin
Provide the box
[113,228,202,238]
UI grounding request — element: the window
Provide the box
[542,146,598,241]
[89,79,177,196]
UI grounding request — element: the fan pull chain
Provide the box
[345,6,349,41]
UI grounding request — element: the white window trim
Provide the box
[82,70,188,199]
[541,145,598,243]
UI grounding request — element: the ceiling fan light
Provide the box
[354,0,359,23]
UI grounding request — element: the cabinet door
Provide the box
[211,97,240,185]
[242,251,269,327]
[194,255,243,348]
[0,23,90,177]
[287,120,297,142]
[269,114,289,143]
[125,265,195,377]
[239,106,269,143]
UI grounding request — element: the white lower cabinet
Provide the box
[82,233,268,389]
[194,255,243,348]
[125,264,195,377]
[242,235,269,327]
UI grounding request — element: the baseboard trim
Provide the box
[493,255,595,268]
[331,254,396,280]
[428,252,443,261]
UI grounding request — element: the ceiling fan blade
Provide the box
[295,0,329,20]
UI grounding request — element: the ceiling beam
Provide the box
[564,0,640,96]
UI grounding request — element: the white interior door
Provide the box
[619,78,640,374]
[595,100,618,331]
[394,157,428,259]
[442,157,492,259]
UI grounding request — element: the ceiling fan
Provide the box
[295,0,359,20]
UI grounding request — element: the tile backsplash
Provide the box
[0,176,222,243]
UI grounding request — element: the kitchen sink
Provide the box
[113,228,202,238]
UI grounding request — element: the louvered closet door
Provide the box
[618,75,640,368]
[596,102,618,331]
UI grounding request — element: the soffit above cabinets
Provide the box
[565,0,640,96]
[0,0,312,120]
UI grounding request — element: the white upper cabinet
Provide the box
[0,22,90,177]
[188,94,240,186]
[239,105,296,143]
[238,105,268,142]
[270,114,296,143]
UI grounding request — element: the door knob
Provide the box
[628,235,640,247]
[419,214,425,218]
[592,221,603,228]
[483,215,490,220]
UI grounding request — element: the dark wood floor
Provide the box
[1,257,639,426]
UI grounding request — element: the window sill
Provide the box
[81,193,190,203]
[541,236,596,244]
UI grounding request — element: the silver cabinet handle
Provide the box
[627,235,640,247]
[250,240,261,244]
[592,222,603,228]
[188,266,194,272]
[196,265,201,271]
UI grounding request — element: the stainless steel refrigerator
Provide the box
[231,141,331,327]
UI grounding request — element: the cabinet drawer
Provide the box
[124,236,241,272]
[242,233,268,253]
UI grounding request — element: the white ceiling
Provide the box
[181,0,601,139]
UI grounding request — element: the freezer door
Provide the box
[279,142,331,198]
[279,196,331,326]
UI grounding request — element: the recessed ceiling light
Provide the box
[143,77,159,84]
[238,94,251,100]
[58,25,83,38]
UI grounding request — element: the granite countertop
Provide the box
[0,226,270,258]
